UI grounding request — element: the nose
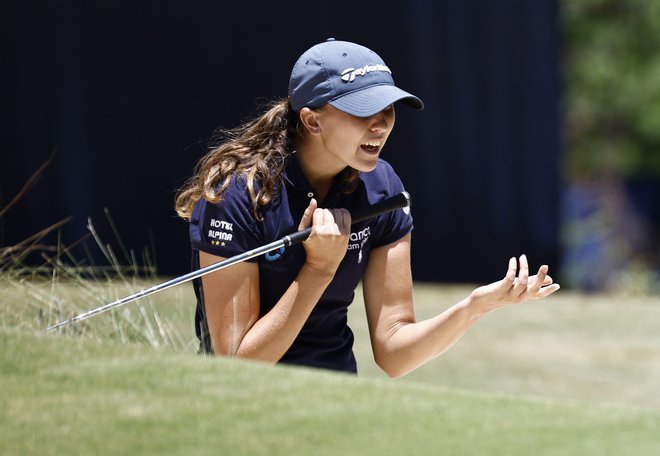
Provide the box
[369,108,393,133]
[369,113,388,133]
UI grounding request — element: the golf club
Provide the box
[46,191,411,332]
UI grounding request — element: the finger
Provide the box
[321,208,335,224]
[536,283,561,299]
[312,207,326,228]
[329,208,343,226]
[298,198,318,230]
[333,208,351,233]
[505,256,517,280]
[503,256,517,289]
[529,265,548,293]
[528,273,554,286]
[512,254,529,295]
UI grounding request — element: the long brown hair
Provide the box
[175,98,359,221]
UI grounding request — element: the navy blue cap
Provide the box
[288,39,424,118]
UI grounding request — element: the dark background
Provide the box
[2,0,560,283]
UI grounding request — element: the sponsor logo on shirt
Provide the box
[265,247,285,262]
[347,226,370,250]
[208,218,233,246]
[347,226,371,263]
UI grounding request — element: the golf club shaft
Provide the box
[46,191,411,331]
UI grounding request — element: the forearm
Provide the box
[232,263,334,363]
[365,241,560,378]
[375,295,487,378]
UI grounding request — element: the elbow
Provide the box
[216,346,278,366]
[372,323,417,378]
[374,352,412,379]
[382,367,408,379]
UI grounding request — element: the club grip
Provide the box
[282,191,411,247]
[351,191,411,224]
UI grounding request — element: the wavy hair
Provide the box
[175,98,359,221]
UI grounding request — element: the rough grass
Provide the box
[2,279,660,454]
[1,277,194,351]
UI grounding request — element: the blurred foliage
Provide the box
[562,0,660,179]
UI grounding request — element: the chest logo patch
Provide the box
[208,218,234,244]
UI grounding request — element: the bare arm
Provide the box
[362,234,560,378]
[200,200,350,363]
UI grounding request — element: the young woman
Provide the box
[175,39,560,377]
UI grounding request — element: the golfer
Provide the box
[175,39,560,377]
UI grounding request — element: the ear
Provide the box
[299,107,322,135]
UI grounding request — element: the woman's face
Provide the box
[312,104,396,173]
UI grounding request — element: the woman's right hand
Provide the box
[298,199,351,275]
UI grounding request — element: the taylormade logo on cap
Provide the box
[340,64,392,83]
[288,39,424,117]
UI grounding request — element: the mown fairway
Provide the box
[351,283,660,410]
[2,279,660,455]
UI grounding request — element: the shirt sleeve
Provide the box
[369,160,414,248]
[189,175,262,260]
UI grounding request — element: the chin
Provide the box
[352,155,380,173]
[353,162,378,173]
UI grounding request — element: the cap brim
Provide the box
[328,84,424,118]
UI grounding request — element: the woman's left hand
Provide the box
[469,254,560,313]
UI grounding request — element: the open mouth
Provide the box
[360,141,381,154]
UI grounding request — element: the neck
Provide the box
[295,142,345,203]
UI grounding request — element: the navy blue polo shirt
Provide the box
[189,155,413,373]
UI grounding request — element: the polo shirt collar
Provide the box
[283,152,314,194]
[283,153,351,204]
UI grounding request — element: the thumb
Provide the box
[298,198,318,231]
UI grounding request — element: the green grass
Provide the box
[2,279,660,455]
[2,328,659,456]
[351,284,660,410]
